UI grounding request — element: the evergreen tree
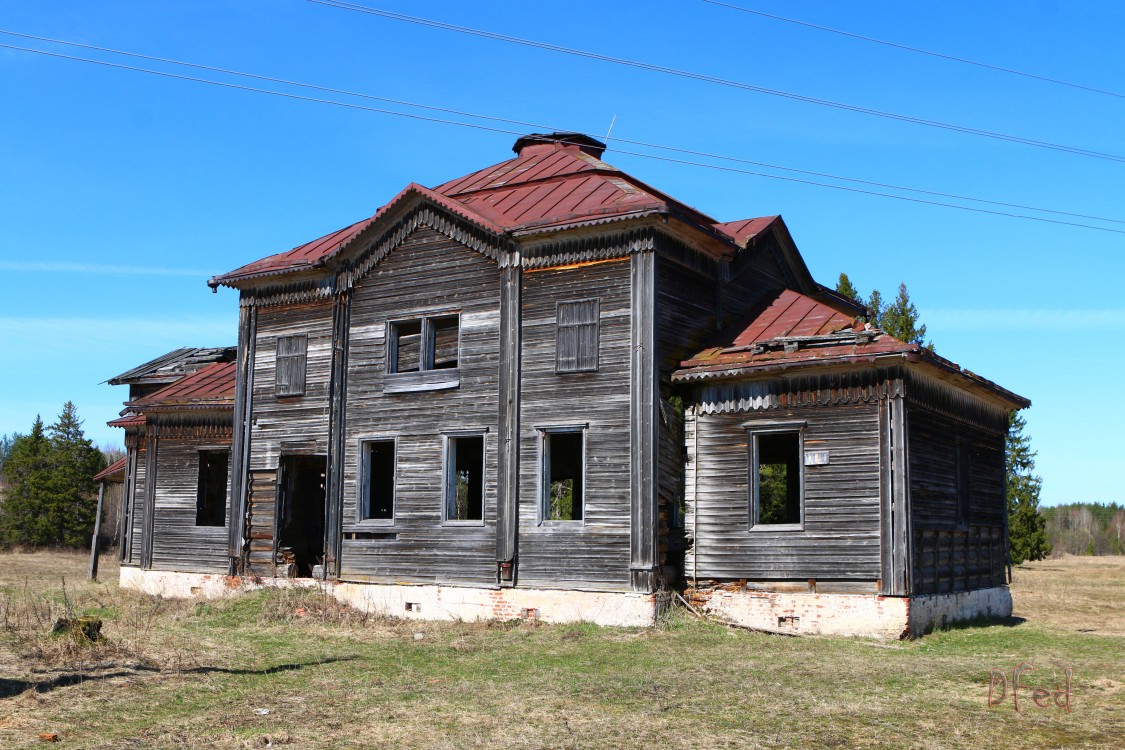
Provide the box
[45,402,106,547]
[835,273,861,302]
[1006,411,1051,564]
[866,288,886,328]
[0,417,51,545]
[880,283,929,347]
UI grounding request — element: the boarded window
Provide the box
[542,430,584,521]
[556,299,599,373]
[753,432,802,526]
[275,334,308,397]
[362,440,395,522]
[196,450,229,526]
[446,435,483,522]
[390,316,459,373]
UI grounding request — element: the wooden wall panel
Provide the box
[516,258,633,591]
[338,227,501,586]
[685,402,882,581]
[148,435,232,574]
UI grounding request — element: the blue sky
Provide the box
[1,0,1122,505]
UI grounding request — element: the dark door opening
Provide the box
[277,455,327,578]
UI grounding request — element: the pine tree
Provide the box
[45,402,106,547]
[866,288,886,328]
[835,273,861,302]
[880,283,929,347]
[1006,411,1051,564]
[0,417,51,546]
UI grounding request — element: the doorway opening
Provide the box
[277,455,327,578]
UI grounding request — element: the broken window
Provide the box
[196,450,229,526]
[361,439,396,522]
[541,429,584,522]
[751,431,802,527]
[445,434,484,522]
[390,315,460,373]
[275,334,308,397]
[556,299,599,373]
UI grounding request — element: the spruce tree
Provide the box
[880,283,929,347]
[866,288,886,328]
[0,417,51,546]
[835,273,861,302]
[45,402,106,547]
[1006,411,1051,564]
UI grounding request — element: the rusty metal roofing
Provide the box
[128,361,236,410]
[107,414,146,428]
[674,289,1029,408]
[210,134,780,287]
[107,346,235,385]
[93,456,127,483]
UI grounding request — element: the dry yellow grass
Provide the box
[0,550,1121,749]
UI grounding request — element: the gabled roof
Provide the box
[209,133,794,289]
[674,289,1030,409]
[107,346,236,386]
[127,361,237,411]
[93,456,127,483]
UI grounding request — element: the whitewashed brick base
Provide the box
[118,568,658,628]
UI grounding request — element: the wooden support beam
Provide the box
[496,263,521,585]
[88,482,105,581]
[324,287,352,579]
[227,303,257,572]
[629,251,659,593]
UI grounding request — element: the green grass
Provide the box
[1,552,1121,749]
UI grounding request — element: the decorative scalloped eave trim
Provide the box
[696,368,904,415]
[240,277,337,309]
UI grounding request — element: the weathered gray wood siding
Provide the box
[338,227,501,586]
[125,441,146,566]
[654,252,717,380]
[721,240,790,329]
[245,468,278,575]
[517,258,633,591]
[907,400,1007,593]
[685,401,883,581]
[148,433,232,574]
[248,300,335,470]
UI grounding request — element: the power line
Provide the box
[4,27,1120,226]
[2,40,1123,236]
[700,0,1125,100]
[306,0,1125,164]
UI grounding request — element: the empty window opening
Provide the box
[390,316,460,373]
[755,432,801,525]
[196,450,229,526]
[543,431,584,521]
[556,299,599,373]
[362,440,395,522]
[447,435,484,522]
[275,334,308,396]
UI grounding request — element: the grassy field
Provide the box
[0,553,1121,749]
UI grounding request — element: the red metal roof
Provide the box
[108,414,146,428]
[93,456,127,482]
[128,361,236,410]
[674,289,1029,408]
[211,135,779,287]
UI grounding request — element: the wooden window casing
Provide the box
[748,427,804,530]
[389,315,460,373]
[275,334,308,397]
[556,299,599,373]
[359,438,396,524]
[538,427,586,524]
[443,433,485,524]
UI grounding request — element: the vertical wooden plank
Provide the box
[141,431,158,569]
[878,398,894,594]
[227,303,256,572]
[890,393,912,595]
[119,446,137,563]
[496,263,521,582]
[88,482,105,580]
[324,287,350,578]
[629,251,658,593]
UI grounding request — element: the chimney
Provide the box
[512,132,607,159]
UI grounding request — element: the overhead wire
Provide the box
[3,27,1121,226]
[1,40,1123,235]
[700,0,1125,100]
[306,0,1125,164]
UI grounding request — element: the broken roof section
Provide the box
[209,132,804,289]
[127,361,237,411]
[107,346,236,386]
[674,289,1030,409]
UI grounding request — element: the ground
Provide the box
[0,552,1121,749]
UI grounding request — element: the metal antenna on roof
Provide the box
[604,114,617,144]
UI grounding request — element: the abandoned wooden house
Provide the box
[107,133,1028,637]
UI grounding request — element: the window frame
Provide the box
[195,448,230,528]
[385,313,462,393]
[536,424,588,526]
[357,435,397,526]
[555,298,600,374]
[441,429,487,526]
[275,334,308,397]
[746,422,806,532]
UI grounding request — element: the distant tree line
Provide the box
[1042,503,1125,556]
[0,402,107,548]
[836,274,1050,564]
